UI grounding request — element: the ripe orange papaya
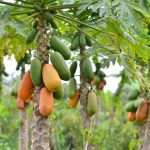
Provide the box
[68,90,80,108]
[39,87,53,116]
[18,71,34,101]
[24,93,34,104]
[98,82,105,91]
[42,64,62,92]
[128,111,136,121]
[102,79,106,85]
[136,100,149,123]
[16,97,25,109]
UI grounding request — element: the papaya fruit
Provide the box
[128,89,140,100]
[18,71,34,101]
[98,82,105,91]
[68,78,77,99]
[71,35,80,50]
[16,97,24,109]
[79,32,86,47]
[53,86,64,100]
[39,87,53,116]
[50,35,71,60]
[102,79,106,85]
[91,75,101,86]
[30,58,42,86]
[33,4,42,12]
[33,20,38,28]
[26,28,38,45]
[63,83,69,100]
[136,100,149,123]
[43,12,58,29]
[42,64,62,92]
[134,98,143,108]
[83,59,94,80]
[68,90,80,108]
[50,52,71,81]
[128,111,136,121]
[87,91,97,116]
[24,93,34,104]
[70,61,77,77]
[49,20,58,29]
[97,70,106,78]
[85,36,92,47]
[125,101,137,112]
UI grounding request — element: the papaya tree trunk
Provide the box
[19,106,28,150]
[31,15,50,150]
[79,45,93,150]
[138,109,150,150]
[18,67,28,150]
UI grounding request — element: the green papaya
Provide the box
[85,36,92,47]
[134,98,143,108]
[50,35,71,60]
[125,101,137,112]
[42,12,58,29]
[83,59,94,80]
[71,36,79,50]
[63,83,69,100]
[68,78,77,99]
[97,70,106,78]
[33,4,42,12]
[128,89,140,100]
[91,75,101,86]
[50,52,71,81]
[70,61,77,77]
[87,91,97,116]
[30,58,42,86]
[53,86,64,99]
[26,28,38,45]
[33,20,38,28]
[79,33,86,47]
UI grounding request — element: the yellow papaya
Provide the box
[87,91,97,116]
[42,64,62,92]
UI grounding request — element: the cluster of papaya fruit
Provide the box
[17,35,72,116]
[68,61,80,108]
[125,89,149,124]
[26,10,58,45]
[82,59,107,91]
[70,32,92,50]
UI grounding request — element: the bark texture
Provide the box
[18,106,28,150]
[31,16,50,150]
[18,68,28,150]
[79,46,92,150]
[138,107,150,150]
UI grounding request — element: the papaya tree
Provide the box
[1,0,150,149]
